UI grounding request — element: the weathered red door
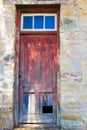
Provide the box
[19,35,57,124]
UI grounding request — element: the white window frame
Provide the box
[21,13,57,31]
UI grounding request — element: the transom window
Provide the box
[21,14,57,31]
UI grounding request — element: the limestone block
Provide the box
[61,18,79,31]
[82,113,87,122]
[3,0,74,5]
[0,5,16,40]
[0,92,13,105]
[76,1,87,10]
[60,4,76,19]
[0,62,4,80]
[61,113,81,120]
[61,119,83,130]
[0,107,13,129]
[0,109,13,129]
[74,30,87,39]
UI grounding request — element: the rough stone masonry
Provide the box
[0,0,87,129]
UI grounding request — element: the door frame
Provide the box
[14,4,60,127]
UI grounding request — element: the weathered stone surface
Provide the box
[60,1,87,129]
[3,0,74,5]
[0,0,87,130]
[61,113,81,120]
[0,3,15,130]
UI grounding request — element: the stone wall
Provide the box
[60,1,87,129]
[0,0,87,129]
[0,3,16,129]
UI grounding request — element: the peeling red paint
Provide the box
[19,35,58,123]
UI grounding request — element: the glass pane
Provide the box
[45,16,55,29]
[34,16,44,29]
[23,16,33,29]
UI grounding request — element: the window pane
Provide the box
[23,16,33,29]
[45,16,55,29]
[34,16,44,29]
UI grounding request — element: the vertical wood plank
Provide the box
[28,93,35,113]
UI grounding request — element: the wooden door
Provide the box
[19,35,57,124]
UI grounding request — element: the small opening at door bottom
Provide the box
[42,106,53,113]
